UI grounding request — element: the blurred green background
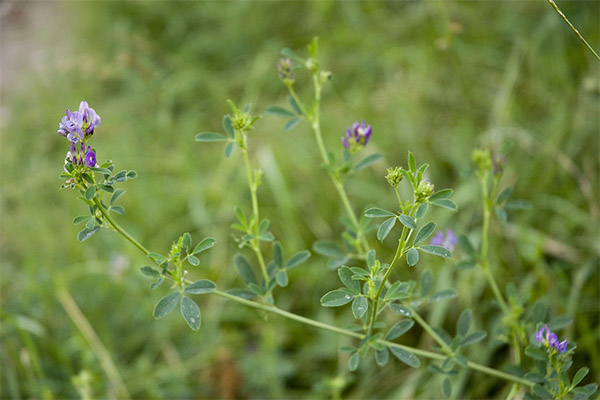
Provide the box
[1,1,598,399]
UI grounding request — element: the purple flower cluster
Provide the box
[536,324,568,353]
[67,142,97,168]
[57,101,101,143]
[430,229,457,251]
[342,121,372,150]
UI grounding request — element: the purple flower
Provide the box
[57,101,101,143]
[535,324,568,353]
[430,230,457,251]
[84,146,96,167]
[276,58,294,81]
[341,120,372,151]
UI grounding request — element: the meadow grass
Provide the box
[1,1,598,398]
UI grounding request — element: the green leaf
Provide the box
[193,237,216,254]
[497,187,513,204]
[366,250,376,270]
[265,106,296,117]
[85,217,95,229]
[348,352,360,371]
[398,215,416,230]
[350,296,368,319]
[276,270,289,287]
[420,268,433,297]
[97,183,114,193]
[180,296,201,331]
[148,252,168,264]
[525,346,547,361]
[77,226,100,242]
[408,151,416,173]
[150,277,164,290]
[573,367,589,387]
[375,348,390,367]
[458,234,477,257]
[284,117,300,131]
[406,248,419,267]
[89,167,112,175]
[153,293,181,319]
[415,203,428,219]
[84,185,96,200]
[389,346,420,368]
[419,245,452,258]
[313,241,345,258]
[429,189,453,202]
[287,95,302,114]
[320,289,355,307]
[187,255,200,266]
[338,266,360,292]
[126,170,137,179]
[224,141,235,157]
[548,315,573,331]
[272,241,283,268]
[259,218,270,234]
[454,354,468,367]
[140,266,160,278]
[259,232,275,241]
[364,207,396,218]
[390,304,413,317]
[430,289,458,302]
[456,309,472,337]
[495,207,507,224]
[505,200,531,210]
[110,205,125,215]
[386,320,415,341]
[223,115,234,138]
[354,153,383,171]
[110,189,125,206]
[430,199,457,211]
[185,279,216,295]
[377,217,397,242]
[414,222,437,245]
[460,330,487,346]
[73,215,90,225]
[442,378,452,397]
[532,384,553,400]
[416,163,429,183]
[281,47,305,63]
[195,132,227,142]
[234,253,256,285]
[285,250,311,269]
[182,232,192,250]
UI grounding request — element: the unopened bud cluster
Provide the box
[415,180,434,203]
[385,167,404,188]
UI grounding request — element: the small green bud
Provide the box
[385,167,404,188]
[472,148,492,173]
[415,180,435,203]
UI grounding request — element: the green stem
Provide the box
[93,197,149,255]
[287,79,369,254]
[546,0,600,62]
[479,175,509,314]
[406,306,453,355]
[96,205,534,388]
[240,140,270,285]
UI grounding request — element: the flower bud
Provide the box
[415,180,435,203]
[385,167,404,188]
[472,148,492,173]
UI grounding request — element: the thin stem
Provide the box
[57,286,131,399]
[479,175,509,314]
[406,306,453,355]
[240,141,270,285]
[97,205,535,388]
[546,0,600,62]
[93,197,149,255]
[287,77,369,254]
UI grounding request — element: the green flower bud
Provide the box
[472,148,492,173]
[415,180,435,203]
[385,166,404,188]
